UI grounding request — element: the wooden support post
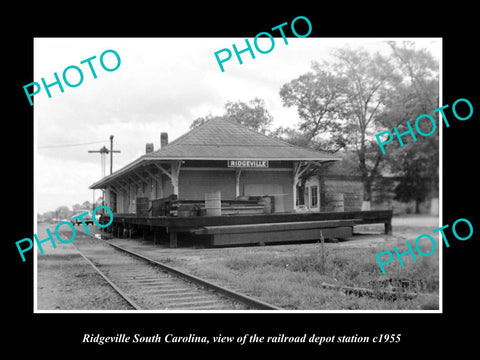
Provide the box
[153,230,160,245]
[169,230,178,248]
[154,161,181,196]
[292,162,299,210]
[292,161,319,211]
[235,168,242,198]
[385,220,392,235]
[319,230,326,274]
[170,161,181,196]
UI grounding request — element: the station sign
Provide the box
[227,160,269,168]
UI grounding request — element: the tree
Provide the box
[270,126,310,147]
[72,203,83,212]
[81,200,92,210]
[42,211,56,221]
[190,113,215,130]
[387,41,438,113]
[55,206,71,220]
[190,98,274,133]
[332,48,405,209]
[225,98,273,133]
[279,70,346,149]
[95,196,104,208]
[394,151,432,213]
[281,47,402,208]
[384,42,440,209]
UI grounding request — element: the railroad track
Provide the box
[59,230,280,311]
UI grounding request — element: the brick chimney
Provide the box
[160,132,169,148]
[145,143,154,154]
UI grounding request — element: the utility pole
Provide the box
[110,135,121,174]
[88,146,110,178]
[88,145,109,210]
[88,136,121,211]
[88,136,121,178]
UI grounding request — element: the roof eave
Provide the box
[89,156,341,189]
[143,155,342,161]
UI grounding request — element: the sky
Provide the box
[34,37,441,214]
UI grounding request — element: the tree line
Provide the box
[191,41,439,212]
[38,199,103,221]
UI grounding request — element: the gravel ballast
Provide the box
[36,222,133,311]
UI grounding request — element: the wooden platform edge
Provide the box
[210,226,354,246]
[194,219,357,235]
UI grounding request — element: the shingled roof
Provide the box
[90,118,339,189]
[147,117,339,161]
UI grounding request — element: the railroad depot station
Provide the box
[89,118,392,247]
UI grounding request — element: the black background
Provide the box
[6,4,478,355]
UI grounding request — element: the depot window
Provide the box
[310,185,318,208]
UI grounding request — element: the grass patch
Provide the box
[144,216,441,310]
[212,240,440,310]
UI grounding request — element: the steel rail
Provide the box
[73,245,142,310]
[53,229,143,310]
[107,242,282,310]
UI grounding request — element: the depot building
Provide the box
[89,118,393,247]
[90,117,341,215]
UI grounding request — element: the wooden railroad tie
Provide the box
[321,282,418,301]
